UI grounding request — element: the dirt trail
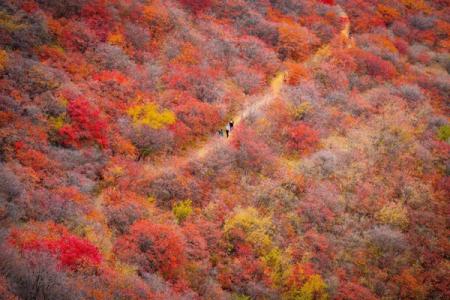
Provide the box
[144,5,351,177]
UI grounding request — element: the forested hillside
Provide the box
[0,0,449,299]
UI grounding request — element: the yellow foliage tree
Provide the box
[297,275,328,300]
[286,274,328,300]
[292,102,311,121]
[224,207,273,255]
[262,247,291,288]
[173,199,193,224]
[376,202,409,229]
[127,103,176,129]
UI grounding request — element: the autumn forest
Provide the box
[0,0,449,299]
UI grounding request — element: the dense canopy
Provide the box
[0,0,448,299]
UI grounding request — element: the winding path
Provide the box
[144,5,351,177]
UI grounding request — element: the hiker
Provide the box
[218,129,224,136]
[229,120,234,131]
[225,124,230,138]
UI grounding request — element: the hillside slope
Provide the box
[0,0,449,299]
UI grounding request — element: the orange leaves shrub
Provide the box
[15,147,52,172]
[173,43,200,65]
[142,1,172,43]
[285,60,308,85]
[399,0,432,13]
[114,221,186,281]
[278,23,320,61]
[377,4,400,25]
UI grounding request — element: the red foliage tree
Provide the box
[10,231,101,271]
[286,122,320,154]
[47,236,102,270]
[114,221,186,281]
[59,97,109,148]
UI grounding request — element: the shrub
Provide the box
[0,165,23,202]
[8,228,102,271]
[376,203,409,229]
[147,171,189,208]
[4,11,52,51]
[172,199,193,224]
[278,23,319,61]
[105,201,147,234]
[0,96,20,114]
[231,125,274,173]
[301,150,338,178]
[238,36,280,73]
[127,103,175,129]
[37,0,86,17]
[174,97,221,137]
[124,22,151,49]
[58,97,109,148]
[232,66,265,94]
[391,21,410,37]
[437,125,450,142]
[114,221,185,281]
[367,225,407,254]
[90,43,132,71]
[287,274,328,300]
[179,0,212,14]
[352,49,397,81]
[397,84,424,102]
[0,245,82,300]
[224,207,273,256]
[286,122,320,154]
[6,56,62,96]
[26,188,80,223]
[58,20,96,52]
[409,14,436,30]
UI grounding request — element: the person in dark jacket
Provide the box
[229,120,234,131]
